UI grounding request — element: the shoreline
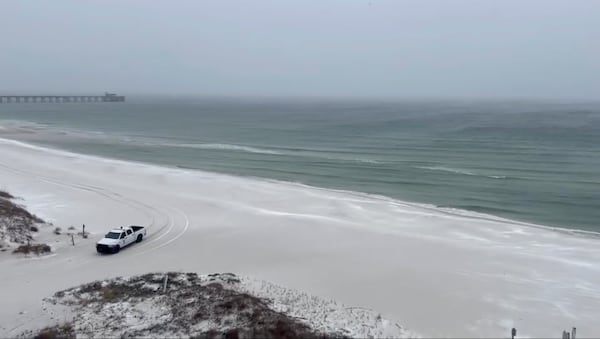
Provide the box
[1,135,600,337]
[1,136,597,240]
[2,115,600,234]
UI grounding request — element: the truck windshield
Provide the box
[105,232,121,239]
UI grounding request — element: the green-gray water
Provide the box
[1,98,599,231]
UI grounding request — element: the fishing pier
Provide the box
[0,92,125,103]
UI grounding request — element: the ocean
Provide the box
[1,97,599,232]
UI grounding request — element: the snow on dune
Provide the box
[32,272,411,338]
[238,276,412,338]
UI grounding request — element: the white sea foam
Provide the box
[0,119,42,132]
[161,141,381,164]
[349,157,380,164]
[415,165,506,179]
[164,142,283,155]
[283,150,382,164]
[416,165,476,176]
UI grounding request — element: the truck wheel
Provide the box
[114,245,120,253]
[136,234,143,243]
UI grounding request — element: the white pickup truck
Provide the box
[96,226,146,254]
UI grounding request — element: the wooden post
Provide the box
[163,274,169,293]
[572,327,576,339]
[71,234,75,246]
[82,224,86,237]
[511,327,516,339]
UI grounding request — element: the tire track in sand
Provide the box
[0,162,190,264]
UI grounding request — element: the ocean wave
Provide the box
[352,158,380,164]
[0,119,383,164]
[285,151,381,164]
[0,119,46,131]
[164,143,283,155]
[439,204,519,216]
[0,119,111,139]
[415,166,506,179]
[161,142,381,163]
[317,156,380,164]
[417,166,475,176]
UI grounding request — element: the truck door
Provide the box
[120,232,126,246]
[126,229,134,245]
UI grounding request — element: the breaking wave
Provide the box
[162,142,381,163]
[415,166,506,179]
[164,143,282,155]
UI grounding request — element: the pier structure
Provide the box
[0,93,125,103]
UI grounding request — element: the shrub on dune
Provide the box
[13,243,52,255]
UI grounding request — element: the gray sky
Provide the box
[1,0,598,99]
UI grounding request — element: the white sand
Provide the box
[0,138,599,338]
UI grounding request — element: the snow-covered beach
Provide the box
[1,137,599,337]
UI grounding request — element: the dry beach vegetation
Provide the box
[0,190,49,254]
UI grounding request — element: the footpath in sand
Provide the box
[0,138,599,337]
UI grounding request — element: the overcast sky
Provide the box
[1,0,598,99]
